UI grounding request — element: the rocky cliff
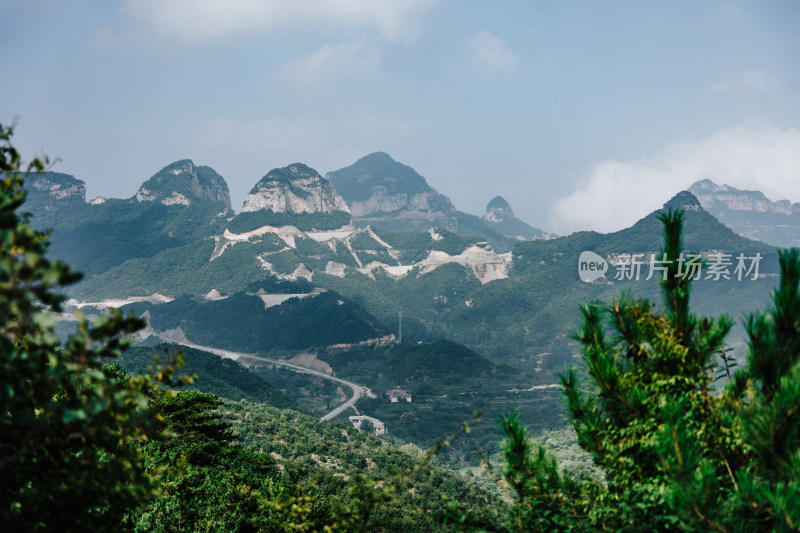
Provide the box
[242,164,349,214]
[135,159,231,209]
[326,152,556,250]
[22,172,89,228]
[482,196,515,223]
[690,179,795,215]
[326,152,455,230]
[689,179,800,248]
[481,195,552,241]
[29,172,87,202]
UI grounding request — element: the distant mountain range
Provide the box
[29,159,788,460]
[26,152,549,273]
[689,179,800,249]
[25,156,781,373]
[327,152,551,250]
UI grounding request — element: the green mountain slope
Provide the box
[294,339,563,464]
[219,399,505,531]
[69,189,781,375]
[314,191,781,369]
[120,343,300,409]
[24,164,232,276]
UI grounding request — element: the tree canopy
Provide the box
[444,210,800,532]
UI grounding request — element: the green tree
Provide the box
[658,247,800,531]
[124,390,341,533]
[560,209,735,531]
[443,210,800,532]
[0,123,161,531]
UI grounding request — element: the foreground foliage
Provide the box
[0,123,162,530]
[444,210,800,532]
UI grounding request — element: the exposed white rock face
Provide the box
[483,196,515,223]
[210,225,301,261]
[136,188,156,202]
[89,196,107,205]
[33,177,86,200]
[161,192,191,206]
[204,289,227,301]
[213,220,511,285]
[242,164,350,214]
[690,179,794,215]
[135,159,232,209]
[65,293,173,310]
[483,209,503,223]
[325,261,348,277]
[348,188,445,217]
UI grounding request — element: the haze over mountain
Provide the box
[689,179,800,249]
[482,196,552,241]
[24,161,788,475]
[28,158,780,375]
[326,152,550,251]
[24,161,232,276]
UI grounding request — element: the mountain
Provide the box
[23,172,93,235]
[134,159,231,209]
[117,286,392,353]
[317,190,780,369]
[327,152,550,252]
[481,196,553,240]
[37,174,785,462]
[25,160,782,376]
[326,152,456,229]
[59,184,781,373]
[689,179,800,248]
[24,162,232,276]
[26,172,86,207]
[483,196,515,223]
[228,163,352,233]
[243,163,349,214]
[120,343,300,409]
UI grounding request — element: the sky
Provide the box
[2,0,799,234]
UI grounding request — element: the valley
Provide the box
[37,153,792,469]
[7,5,797,529]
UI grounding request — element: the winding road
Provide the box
[143,329,364,421]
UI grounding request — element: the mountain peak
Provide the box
[355,151,395,165]
[326,152,455,220]
[663,191,703,212]
[689,179,793,215]
[135,160,231,209]
[28,171,87,202]
[483,196,515,223]
[243,163,350,214]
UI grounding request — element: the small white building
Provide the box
[349,415,386,435]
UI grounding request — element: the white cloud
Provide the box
[123,0,439,43]
[464,31,518,73]
[278,39,382,85]
[549,125,800,234]
[708,69,780,95]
